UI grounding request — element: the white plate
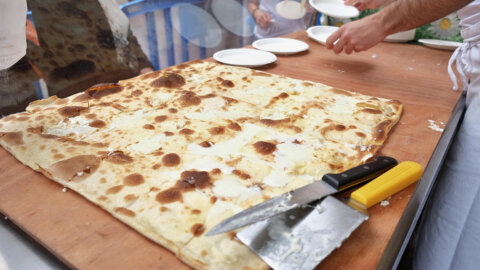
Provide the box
[275,1,306,20]
[418,39,462,51]
[384,29,416,43]
[252,38,309,55]
[213,48,277,67]
[309,0,359,18]
[307,26,339,45]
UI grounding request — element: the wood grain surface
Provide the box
[0,31,462,270]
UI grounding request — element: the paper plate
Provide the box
[384,29,416,43]
[418,39,462,51]
[309,0,359,18]
[275,1,306,20]
[307,26,339,45]
[252,38,309,55]
[213,48,277,67]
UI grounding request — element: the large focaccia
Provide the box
[0,60,402,270]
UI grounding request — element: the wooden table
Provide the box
[0,31,462,269]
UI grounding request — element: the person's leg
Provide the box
[413,75,480,270]
[449,184,480,269]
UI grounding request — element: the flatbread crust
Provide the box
[0,60,402,270]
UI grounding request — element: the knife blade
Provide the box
[206,156,397,236]
[235,161,423,270]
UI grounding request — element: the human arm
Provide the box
[326,0,473,54]
[344,0,396,11]
[248,0,272,29]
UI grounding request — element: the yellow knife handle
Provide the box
[350,161,423,208]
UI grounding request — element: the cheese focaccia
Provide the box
[0,60,402,270]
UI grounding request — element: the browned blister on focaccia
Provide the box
[0,60,402,270]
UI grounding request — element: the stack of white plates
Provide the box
[214,37,309,67]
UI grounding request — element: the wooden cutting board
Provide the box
[0,31,462,269]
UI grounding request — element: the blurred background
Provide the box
[0,0,461,115]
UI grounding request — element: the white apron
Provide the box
[414,1,480,269]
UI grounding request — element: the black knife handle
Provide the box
[322,156,398,191]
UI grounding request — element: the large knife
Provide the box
[235,161,423,270]
[206,156,397,236]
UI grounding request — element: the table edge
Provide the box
[377,91,466,270]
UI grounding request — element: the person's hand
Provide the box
[253,9,272,29]
[344,0,395,11]
[326,15,387,54]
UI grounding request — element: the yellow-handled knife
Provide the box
[236,161,423,270]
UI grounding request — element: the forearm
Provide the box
[376,0,473,35]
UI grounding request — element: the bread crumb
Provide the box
[380,196,391,207]
[371,54,377,59]
[62,187,68,192]
[428,120,444,132]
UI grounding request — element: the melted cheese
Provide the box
[45,116,95,137]
[212,178,261,199]
[206,201,243,227]
[327,95,357,116]
[110,110,150,129]
[275,141,314,172]
[188,123,260,158]
[183,156,234,174]
[150,92,175,107]
[127,134,167,154]
[259,109,288,120]
[184,110,236,121]
[263,167,291,188]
